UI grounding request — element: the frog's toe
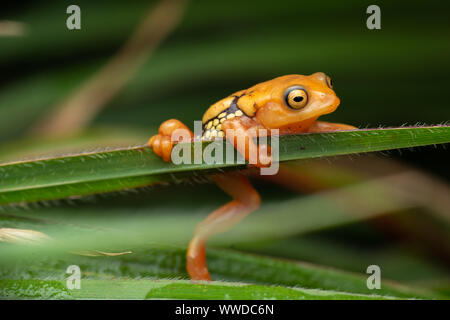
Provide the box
[147,134,157,147]
[256,144,272,168]
[159,119,191,137]
[148,134,163,157]
[148,119,193,162]
[160,135,174,162]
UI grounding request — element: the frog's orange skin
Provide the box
[148,72,356,280]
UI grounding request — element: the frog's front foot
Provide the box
[147,119,193,162]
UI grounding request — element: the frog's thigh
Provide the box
[307,121,357,132]
[186,173,261,280]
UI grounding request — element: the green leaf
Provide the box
[143,281,396,300]
[0,279,71,299]
[0,244,441,299]
[0,279,397,300]
[0,126,449,206]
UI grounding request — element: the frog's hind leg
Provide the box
[187,173,261,280]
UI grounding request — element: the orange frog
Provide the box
[148,72,356,280]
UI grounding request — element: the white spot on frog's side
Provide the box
[202,109,245,139]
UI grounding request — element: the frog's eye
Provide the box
[326,76,333,89]
[285,86,308,109]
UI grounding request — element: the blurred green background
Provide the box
[1,0,449,172]
[0,0,449,298]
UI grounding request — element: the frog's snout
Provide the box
[326,94,340,114]
[334,95,341,108]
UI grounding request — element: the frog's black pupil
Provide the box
[293,96,303,103]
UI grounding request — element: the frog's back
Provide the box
[200,75,307,139]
